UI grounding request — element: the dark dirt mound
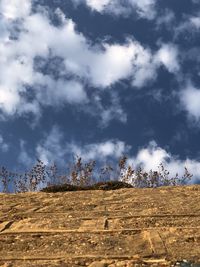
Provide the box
[40,181,133,193]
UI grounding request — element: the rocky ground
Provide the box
[0,185,200,266]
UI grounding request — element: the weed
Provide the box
[0,155,193,193]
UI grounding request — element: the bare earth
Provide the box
[0,185,200,267]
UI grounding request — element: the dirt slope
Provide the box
[0,185,200,267]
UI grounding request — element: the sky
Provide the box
[0,0,200,184]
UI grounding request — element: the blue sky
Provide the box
[0,0,200,184]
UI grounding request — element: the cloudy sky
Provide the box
[0,0,200,184]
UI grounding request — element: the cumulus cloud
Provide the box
[0,1,179,125]
[19,127,200,184]
[133,141,170,171]
[76,0,157,20]
[68,140,130,162]
[155,44,179,73]
[130,43,180,87]
[35,77,88,106]
[33,126,130,165]
[85,0,110,12]
[0,0,31,20]
[35,126,67,165]
[128,141,200,184]
[0,6,90,118]
[180,84,200,121]
[88,43,135,87]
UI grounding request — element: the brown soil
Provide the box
[0,185,200,266]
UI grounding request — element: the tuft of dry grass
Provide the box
[0,155,193,193]
[41,181,133,193]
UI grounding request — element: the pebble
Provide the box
[88,261,107,267]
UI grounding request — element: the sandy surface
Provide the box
[0,185,200,266]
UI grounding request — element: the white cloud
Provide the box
[155,44,179,72]
[35,126,67,165]
[0,0,31,20]
[89,43,135,87]
[134,140,170,171]
[190,16,200,29]
[84,91,127,127]
[132,47,156,87]
[68,140,130,162]
[0,134,9,152]
[156,9,175,28]
[77,0,157,20]
[50,22,158,89]
[175,14,200,37]
[129,0,156,19]
[0,11,90,118]
[131,43,180,87]
[35,76,88,106]
[86,0,110,12]
[0,1,178,125]
[18,140,33,166]
[19,129,200,184]
[0,87,21,115]
[128,141,200,184]
[180,85,200,120]
[33,126,130,165]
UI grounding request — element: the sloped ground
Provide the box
[0,185,200,267]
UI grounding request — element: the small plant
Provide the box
[46,162,58,186]
[117,158,193,188]
[14,159,47,192]
[100,164,114,182]
[70,156,96,186]
[0,166,15,193]
[0,155,194,193]
[118,155,135,184]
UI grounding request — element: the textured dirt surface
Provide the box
[0,185,200,266]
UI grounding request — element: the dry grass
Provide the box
[0,155,193,193]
